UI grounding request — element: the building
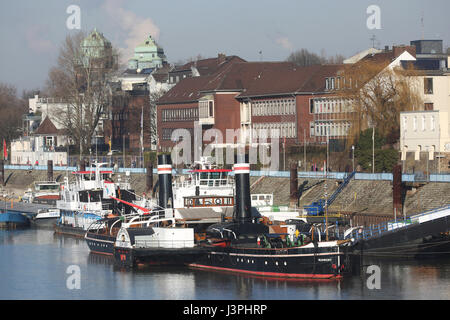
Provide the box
[399,40,450,169]
[104,36,174,153]
[11,117,68,166]
[156,59,352,155]
[127,35,167,71]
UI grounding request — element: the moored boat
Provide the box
[31,208,60,228]
[0,211,30,229]
[189,159,356,279]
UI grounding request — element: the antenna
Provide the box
[421,11,424,40]
[370,35,377,49]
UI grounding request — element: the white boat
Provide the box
[31,208,61,228]
[22,181,61,205]
[55,162,156,236]
[172,157,235,209]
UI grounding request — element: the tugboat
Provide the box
[189,157,355,279]
[112,155,208,267]
[172,157,235,208]
[55,163,151,237]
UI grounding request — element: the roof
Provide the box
[236,63,342,98]
[157,76,213,104]
[158,62,345,104]
[34,117,63,135]
[171,55,246,76]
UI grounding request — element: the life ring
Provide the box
[214,198,222,205]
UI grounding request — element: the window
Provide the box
[310,122,315,136]
[425,103,434,111]
[325,78,330,91]
[424,78,433,94]
[208,101,214,117]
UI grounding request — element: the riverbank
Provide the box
[2,168,450,221]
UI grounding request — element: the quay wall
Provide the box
[1,168,450,223]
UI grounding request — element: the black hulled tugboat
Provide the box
[189,157,355,279]
[112,154,208,267]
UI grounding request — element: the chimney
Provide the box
[157,154,173,208]
[393,45,416,58]
[233,154,252,223]
[218,53,226,64]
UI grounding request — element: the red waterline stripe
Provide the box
[188,263,341,279]
[89,250,113,256]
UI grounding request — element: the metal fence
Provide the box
[4,164,450,183]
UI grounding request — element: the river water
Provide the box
[1,228,450,300]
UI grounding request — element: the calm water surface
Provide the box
[1,229,450,300]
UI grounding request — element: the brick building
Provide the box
[156,59,349,154]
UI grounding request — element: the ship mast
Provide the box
[325,129,329,241]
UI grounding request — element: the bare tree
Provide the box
[287,49,324,66]
[149,88,167,148]
[46,30,118,156]
[0,83,27,142]
[287,49,346,66]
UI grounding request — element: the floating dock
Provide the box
[348,204,450,258]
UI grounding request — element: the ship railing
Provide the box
[348,204,450,242]
[134,239,195,249]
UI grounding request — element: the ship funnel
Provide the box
[233,154,252,223]
[157,154,173,208]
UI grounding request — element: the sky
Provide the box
[1,0,449,94]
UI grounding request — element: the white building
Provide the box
[400,72,450,157]
[11,117,68,166]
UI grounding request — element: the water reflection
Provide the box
[2,229,450,299]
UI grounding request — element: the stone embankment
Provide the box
[2,169,450,219]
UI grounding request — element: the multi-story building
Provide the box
[400,40,450,166]
[156,60,349,154]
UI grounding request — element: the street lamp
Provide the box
[352,145,355,172]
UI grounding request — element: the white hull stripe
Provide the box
[211,251,343,258]
[85,236,115,244]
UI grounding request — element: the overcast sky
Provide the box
[1,0,449,94]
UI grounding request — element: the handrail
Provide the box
[348,204,450,241]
